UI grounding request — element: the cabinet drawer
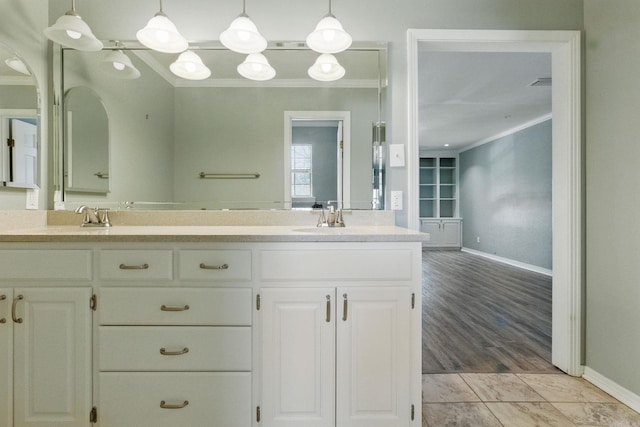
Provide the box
[99,372,251,427]
[99,250,173,281]
[99,326,251,371]
[0,250,91,280]
[99,288,252,325]
[178,250,251,281]
[260,249,414,281]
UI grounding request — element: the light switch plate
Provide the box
[388,144,405,167]
[26,188,39,210]
[390,190,403,210]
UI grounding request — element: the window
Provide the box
[291,144,312,197]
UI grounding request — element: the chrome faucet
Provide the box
[74,205,111,227]
[317,203,345,227]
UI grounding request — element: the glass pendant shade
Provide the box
[237,53,275,81]
[220,15,267,54]
[308,53,345,81]
[101,50,141,79]
[136,9,188,53]
[44,3,103,52]
[5,57,31,76]
[170,50,211,80]
[306,15,352,54]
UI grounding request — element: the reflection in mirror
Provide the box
[64,86,109,193]
[60,42,387,210]
[0,42,39,189]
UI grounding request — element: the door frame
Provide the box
[284,111,351,209]
[407,29,582,376]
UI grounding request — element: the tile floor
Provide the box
[422,373,640,426]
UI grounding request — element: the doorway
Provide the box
[284,111,351,209]
[407,30,582,376]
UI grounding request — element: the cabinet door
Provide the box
[420,220,442,246]
[440,220,461,246]
[0,288,13,427]
[260,288,335,427]
[337,287,412,427]
[13,288,92,427]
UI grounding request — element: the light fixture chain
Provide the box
[159,0,164,13]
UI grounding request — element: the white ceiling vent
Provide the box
[529,77,552,87]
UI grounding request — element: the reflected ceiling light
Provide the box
[237,53,275,81]
[136,0,188,53]
[308,53,345,81]
[306,0,352,54]
[4,57,31,76]
[170,50,211,80]
[220,0,267,54]
[44,0,103,51]
[100,47,141,79]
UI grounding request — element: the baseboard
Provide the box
[461,247,553,276]
[583,366,640,413]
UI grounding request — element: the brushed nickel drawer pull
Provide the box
[160,400,189,409]
[326,295,331,322]
[160,304,190,312]
[12,294,24,324]
[160,347,189,356]
[119,263,149,270]
[0,294,6,324]
[199,263,229,270]
[342,293,348,322]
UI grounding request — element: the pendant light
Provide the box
[5,57,31,76]
[100,44,141,79]
[306,0,352,54]
[308,53,345,81]
[44,0,103,52]
[237,53,275,81]
[136,0,188,54]
[220,0,267,54]
[170,50,211,80]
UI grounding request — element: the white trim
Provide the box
[583,367,640,414]
[460,113,553,154]
[461,247,552,276]
[407,29,582,376]
[283,111,351,210]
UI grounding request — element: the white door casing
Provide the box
[407,29,582,375]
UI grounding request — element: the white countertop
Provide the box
[0,225,428,243]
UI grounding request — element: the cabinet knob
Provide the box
[160,304,190,312]
[0,294,5,324]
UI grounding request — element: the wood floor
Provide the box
[422,250,558,374]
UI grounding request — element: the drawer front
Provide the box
[260,249,415,281]
[99,250,173,281]
[99,326,251,371]
[99,372,251,427]
[99,288,252,325]
[178,250,251,281]
[0,250,91,280]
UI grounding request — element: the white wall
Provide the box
[584,0,640,397]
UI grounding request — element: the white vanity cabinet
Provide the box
[257,243,420,427]
[0,232,423,427]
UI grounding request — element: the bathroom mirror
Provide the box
[64,86,110,193]
[0,42,39,189]
[60,41,387,210]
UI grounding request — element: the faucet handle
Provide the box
[317,208,328,227]
[98,208,111,227]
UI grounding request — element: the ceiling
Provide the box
[418,49,552,151]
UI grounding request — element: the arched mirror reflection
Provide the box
[64,86,110,193]
[59,41,387,210]
[0,42,39,189]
